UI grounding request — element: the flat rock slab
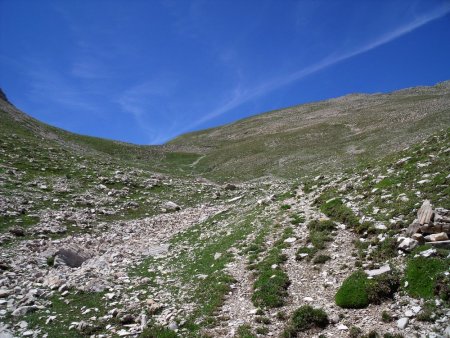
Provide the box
[417,200,433,225]
[428,240,450,248]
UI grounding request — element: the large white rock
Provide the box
[429,232,449,242]
[397,317,409,329]
[398,237,418,251]
[365,264,390,277]
[444,325,450,338]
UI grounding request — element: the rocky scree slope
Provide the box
[0,86,449,338]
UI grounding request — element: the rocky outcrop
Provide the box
[0,88,11,104]
[406,201,450,245]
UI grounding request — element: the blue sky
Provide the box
[1,0,450,144]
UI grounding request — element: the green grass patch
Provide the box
[235,324,256,338]
[335,271,399,308]
[290,213,305,225]
[319,198,360,228]
[404,256,450,299]
[25,291,108,337]
[140,325,178,337]
[251,227,292,308]
[313,254,331,265]
[282,305,328,337]
[295,246,318,261]
[368,237,398,263]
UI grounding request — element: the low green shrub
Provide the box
[251,228,293,308]
[313,254,331,265]
[383,334,404,338]
[290,213,305,225]
[367,273,400,305]
[295,246,318,261]
[255,327,269,334]
[416,301,437,322]
[282,305,329,337]
[46,256,55,267]
[349,326,362,338]
[434,272,450,302]
[252,269,290,308]
[235,324,256,338]
[368,237,398,263]
[361,331,379,338]
[335,271,369,308]
[319,198,360,228]
[354,221,377,235]
[307,219,336,232]
[335,271,399,308]
[254,316,271,324]
[308,231,331,249]
[381,310,393,323]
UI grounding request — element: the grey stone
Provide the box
[56,245,91,268]
[162,201,180,211]
[397,317,409,329]
[12,306,36,317]
[429,232,448,242]
[444,326,450,338]
[398,237,418,251]
[365,264,390,277]
[0,290,12,298]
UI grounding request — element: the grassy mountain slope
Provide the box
[0,96,201,177]
[169,81,450,181]
[1,84,450,337]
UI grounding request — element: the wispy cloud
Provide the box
[26,66,99,113]
[117,77,180,143]
[71,59,111,80]
[186,4,450,131]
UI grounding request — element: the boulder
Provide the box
[397,317,409,329]
[429,232,448,242]
[406,220,420,237]
[55,245,91,268]
[9,227,25,237]
[12,306,36,317]
[162,201,180,212]
[398,237,418,252]
[417,200,433,225]
[223,183,237,190]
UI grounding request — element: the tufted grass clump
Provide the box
[335,271,370,308]
[335,271,399,308]
[307,219,336,232]
[295,246,318,261]
[282,305,328,337]
[235,324,256,338]
[313,254,331,265]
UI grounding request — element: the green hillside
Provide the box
[169,81,450,181]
